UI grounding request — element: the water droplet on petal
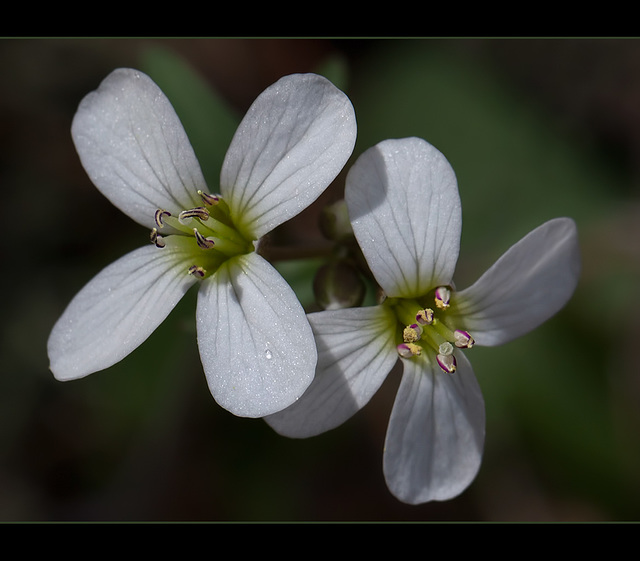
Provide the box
[265,349,272,360]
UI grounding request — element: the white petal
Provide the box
[456,217,581,346]
[48,242,198,380]
[346,137,461,298]
[265,305,398,437]
[196,252,317,418]
[383,352,485,504]
[71,68,206,229]
[220,73,357,240]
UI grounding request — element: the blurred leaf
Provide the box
[314,52,350,92]
[273,258,324,310]
[350,40,625,260]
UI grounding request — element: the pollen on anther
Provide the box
[397,342,422,358]
[403,323,423,343]
[454,329,475,348]
[435,286,451,309]
[416,308,434,325]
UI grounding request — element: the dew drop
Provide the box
[265,349,273,360]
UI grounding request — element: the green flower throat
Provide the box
[388,286,475,374]
[149,191,253,279]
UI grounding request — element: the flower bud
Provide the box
[313,261,365,310]
[318,199,353,241]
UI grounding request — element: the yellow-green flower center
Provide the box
[149,190,253,279]
[388,286,474,374]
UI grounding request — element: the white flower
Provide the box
[266,137,581,503]
[47,69,357,418]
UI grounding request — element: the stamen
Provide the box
[194,228,215,249]
[434,286,451,309]
[179,207,210,224]
[397,342,422,358]
[436,353,457,373]
[403,323,423,343]
[154,209,171,228]
[188,265,206,278]
[416,308,434,325]
[150,228,165,248]
[454,329,475,348]
[198,190,220,206]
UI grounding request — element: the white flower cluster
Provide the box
[48,69,580,504]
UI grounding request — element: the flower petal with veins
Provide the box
[346,137,461,298]
[49,68,357,418]
[197,252,317,418]
[221,73,357,241]
[455,217,581,346]
[71,69,206,230]
[383,352,485,504]
[267,136,580,504]
[266,305,398,436]
[48,240,197,379]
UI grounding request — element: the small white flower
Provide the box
[266,137,581,503]
[47,69,357,418]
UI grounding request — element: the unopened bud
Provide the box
[318,199,353,241]
[313,261,365,310]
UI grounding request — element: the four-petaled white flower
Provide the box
[266,137,581,503]
[47,69,357,418]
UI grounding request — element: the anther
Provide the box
[397,343,422,358]
[416,308,434,325]
[179,207,210,223]
[150,228,165,248]
[434,286,451,309]
[198,190,220,206]
[403,323,423,343]
[188,265,206,278]
[454,329,475,349]
[194,229,215,249]
[436,342,456,373]
[154,209,171,228]
[436,353,457,373]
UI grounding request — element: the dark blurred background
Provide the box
[1,38,640,521]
